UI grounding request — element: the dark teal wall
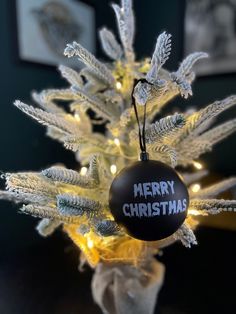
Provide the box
[0,0,236,253]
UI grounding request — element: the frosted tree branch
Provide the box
[173,96,236,145]
[181,169,208,185]
[192,178,236,198]
[57,194,102,218]
[0,190,21,203]
[5,172,58,203]
[36,218,61,237]
[198,118,236,145]
[173,222,197,248]
[145,114,185,143]
[112,0,135,61]
[146,32,172,83]
[21,204,79,223]
[14,101,79,135]
[94,219,121,236]
[190,199,236,214]
[58,65,83,88]
[170,52,208,99]
[31,91,65,114]
[42,167,98,188]
[64,41,115,86]
[176,52,208,78]
[72,87,118,121]
[149,144,177,167]
[99,28,123,60]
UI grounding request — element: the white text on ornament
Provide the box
[122,199,187,218]
[133,180,175,198]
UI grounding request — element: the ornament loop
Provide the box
[131,79,152,159]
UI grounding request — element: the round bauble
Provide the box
[109,160,189,241]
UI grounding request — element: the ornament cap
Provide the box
[140,151,149,161]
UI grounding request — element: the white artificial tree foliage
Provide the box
[1,1,236,313]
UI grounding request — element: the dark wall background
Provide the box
[0,1,235,313]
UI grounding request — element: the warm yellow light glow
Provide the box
[188,209,201,216]
[80,167,88,176]
[190,183,201,193]
[116,81,122,90]
[188,208,208,216]
[193,161,203,170]
[114,138,120,146]
[110,164,117,175]
[64,224,147,267]
[74,113,80,122]
[87,238,94,249]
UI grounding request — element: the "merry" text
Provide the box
[134,180,175,199]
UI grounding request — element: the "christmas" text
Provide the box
[122,199,187,217]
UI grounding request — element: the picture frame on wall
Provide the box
[184,0,236,76]
[16,0,95,67]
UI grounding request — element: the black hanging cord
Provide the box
[131,78,152,161]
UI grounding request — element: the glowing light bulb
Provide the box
[114,138,120,146]
[188,209,201,216]
[74,113,80,122]
[190,183,201,193]
[87,238,94,249]
[110,164,117,175]
[193,161,203,170]
[80,166,88,176]
[116,81,122,90]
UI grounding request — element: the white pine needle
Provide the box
[64,41,114,86]
[58,65,83,87]
[36,218,61,237]
[193,178,236,198]
[147,32,172,83]
[99,28,123,60]
[173,223,197,248]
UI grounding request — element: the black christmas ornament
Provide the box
[109,158,189,241]
[109,78,189,241]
